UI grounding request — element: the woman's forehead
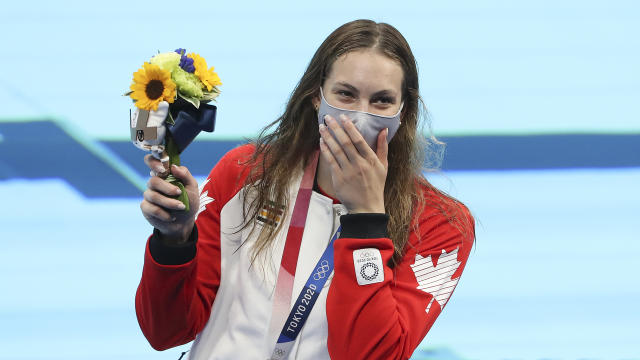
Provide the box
[327,50,403,94]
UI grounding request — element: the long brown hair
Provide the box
[241,19,472,266]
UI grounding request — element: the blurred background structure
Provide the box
[1,1,638,359]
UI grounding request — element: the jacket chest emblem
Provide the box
[256,200,285,227]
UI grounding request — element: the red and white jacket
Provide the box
[136,144,475,360]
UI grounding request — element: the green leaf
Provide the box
[200,91,219,102]
[178,92,200,109]
[165,111,175,126]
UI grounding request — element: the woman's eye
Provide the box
[337,90,354,98]
[373,96,394,105]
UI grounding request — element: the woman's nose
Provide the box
[355,101,370,113]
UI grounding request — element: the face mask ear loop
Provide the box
[319,87,334,126]
[319,87,329,106]
[318,88,328,125]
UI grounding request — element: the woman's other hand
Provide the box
[140,154,200,244]
[319,114,388,214]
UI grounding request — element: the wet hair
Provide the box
[241,19,473,267]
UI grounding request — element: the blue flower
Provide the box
[179,56,195,73]
[174,48,195,73]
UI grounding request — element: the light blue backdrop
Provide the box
[1,1,638,138]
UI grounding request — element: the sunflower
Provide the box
[129,62,177,111]
[187,53,222,91]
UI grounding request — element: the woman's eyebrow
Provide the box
[371,89,397,98]
[334,82,359,95]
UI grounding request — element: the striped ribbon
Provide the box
[266,150,320,350]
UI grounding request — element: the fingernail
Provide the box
[177,203,186,210]
[319,124,326,131]
[154,166,164,174]
[175,187,182,195]
[339,114,348,123]
[171,164,179,170]
[324,114,332,124]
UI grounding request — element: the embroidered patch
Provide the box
[256,200,285,227]
[410,248,461,313]
[353,248,384,285]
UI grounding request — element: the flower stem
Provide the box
[166,133,189,211]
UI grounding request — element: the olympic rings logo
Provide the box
[360,262,379,281]
[313,260,330,280]
[360,250,374,258]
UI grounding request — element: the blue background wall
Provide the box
[1,1,638,359]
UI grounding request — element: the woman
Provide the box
[136,19,475,360]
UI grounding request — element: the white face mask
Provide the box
[317,88,403,152]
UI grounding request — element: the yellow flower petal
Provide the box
[129,62,176,110]
[187,52,221,92]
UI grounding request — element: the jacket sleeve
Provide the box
[134,145,253,350]
[326,202,475,360]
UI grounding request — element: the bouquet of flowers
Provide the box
[126,48,221,210]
